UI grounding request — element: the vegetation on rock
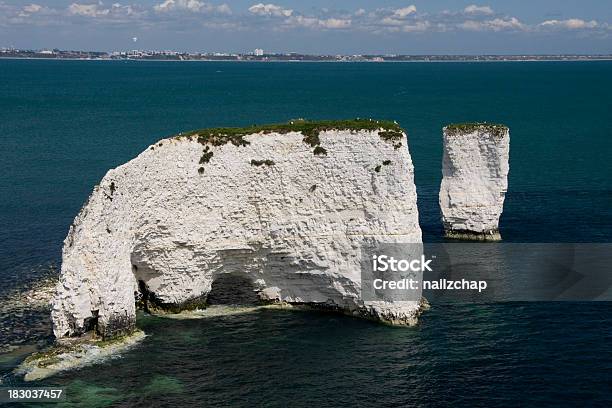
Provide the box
[175,119,406,162]
[313,146,327,156]
[445,123,508,138]
[199,145,213,165]
[250,159,275,166]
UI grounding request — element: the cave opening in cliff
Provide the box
[82,310,99,336]
[207,274,260,305]
[135,279,160,313]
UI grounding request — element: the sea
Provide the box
[0,60,611,407]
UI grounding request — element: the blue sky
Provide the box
[1,1,611,53]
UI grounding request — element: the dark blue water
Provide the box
[1,60,611,406]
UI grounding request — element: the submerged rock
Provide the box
[51,119,423,340]
[439,123,510,241]
[15,330,146,381]
[0,272,57,354]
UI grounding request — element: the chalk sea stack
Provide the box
[439,123,510,241]
[51,119,424,340]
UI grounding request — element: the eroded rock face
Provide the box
[439,124,510,240]
[51,122,423,339]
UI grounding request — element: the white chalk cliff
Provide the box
[439,123,510,240]
[51,120,423,339]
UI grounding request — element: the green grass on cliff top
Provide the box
[445,122,508,138]
[175,119,404,145]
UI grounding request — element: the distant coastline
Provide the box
[1,48,612,63]
[3,58,612,64]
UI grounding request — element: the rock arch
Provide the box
[51,121,423,339]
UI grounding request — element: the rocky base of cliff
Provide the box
[14,330,146,382]
[149,296,430,327]
[16,297,429,381]
[257,297,430,327]
[444,228,502,241]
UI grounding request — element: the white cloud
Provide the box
[376,5,418,28]
[284,15,350,29]
[459,20,482,31]
[320,18,351,29]
[154,0,231,14]
[248,3,292,17]
[154,0,173,12]
[464,5,494,15]
[248,2,350,30]
[380,17,403,26]
[285,15,317,27]
[488,17,524,31]
[18,3,53,17]
[64,2,145,20]
[402,21,430,32]
[540,18,598,30]
[393,5,416,18]
[3,1,609,38]
[68,3,110,17]
[23,4,42,13]
[460,17,525,31]
[216,3,231,14]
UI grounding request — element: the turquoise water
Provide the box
[1,60,611,406]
